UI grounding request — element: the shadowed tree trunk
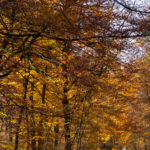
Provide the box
[14,107,24,150]
[62,43,72,150]
[38,74,46,150]
[54,123,59,149]
[15,76,28,150]
[30,82,36,150]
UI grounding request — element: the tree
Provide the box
[0,0,150,150]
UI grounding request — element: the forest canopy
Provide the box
[0,0,150,150]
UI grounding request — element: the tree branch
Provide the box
[114,0,150,14]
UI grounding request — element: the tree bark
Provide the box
[14,76,28,150]
[30,82,37,150]
[62,57,72,150]
[14,107,24,150]
[54,123,59,149]
[38,82,46,150]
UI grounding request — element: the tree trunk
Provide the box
[14,107,24,150]
[63,97,71,150]
[14,76,28,150]
[38,126,45,150]
[61,42,73,150]
[54,123,59,149]
[30,82,37,150]
[38,82,46,150]
[62,60,71,150]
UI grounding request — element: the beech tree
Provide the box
[0,0,150,150]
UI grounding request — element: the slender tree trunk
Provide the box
[38,82,46,150]
[30,82,36,150]
[63,91,71,150]
[62,57,71,150]
[54,123,59,149]
[61,42,72,150]
[14,107,24,150]
[26,114,30,150]
[8,117,13,143]
[9,126,13,143]
[31,127,36,150]
[14,76,28,150]
[38,126,45,150]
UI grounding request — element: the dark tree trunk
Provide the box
[30,82,37,150]
[38,81,46,150]
[62,60,72,150]
[54,123,59,149]
[14,107,24,150]
[15,76,28,150]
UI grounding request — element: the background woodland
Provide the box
[0,0,150,150]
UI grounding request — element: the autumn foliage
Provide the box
[0,0,150,150]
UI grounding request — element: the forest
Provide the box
[0,0,150,150]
